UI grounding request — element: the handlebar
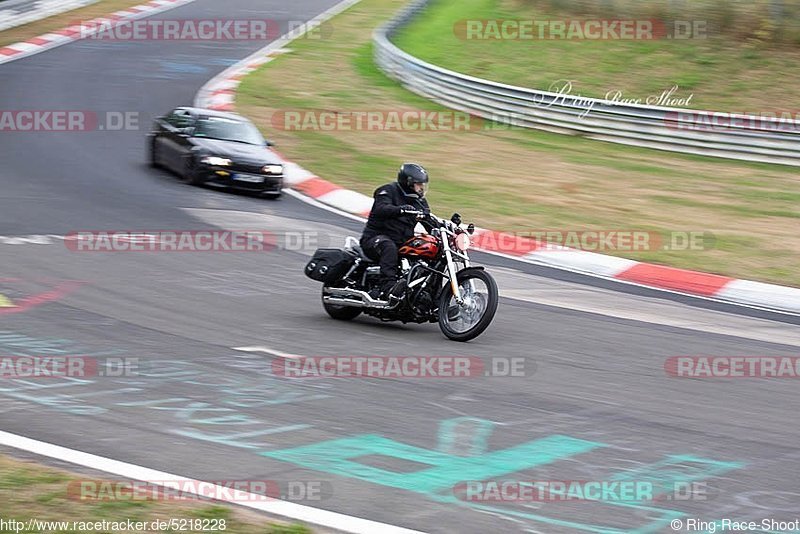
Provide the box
[400,207,472,237]
[405,210,464,235]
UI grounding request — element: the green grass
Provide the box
[0,454,313,534]
[235,0,800,286]
[392,0,800,111]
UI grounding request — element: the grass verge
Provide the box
[393,0,800,111]
[0,453,312,533]
[233,0,799,287]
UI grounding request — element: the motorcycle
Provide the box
[304,211,498,342]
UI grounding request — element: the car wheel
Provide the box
[149,138,160,168]
[181,156,203,185]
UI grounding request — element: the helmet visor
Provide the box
[412,182,429,198]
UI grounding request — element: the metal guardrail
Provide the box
[373,0,800,166]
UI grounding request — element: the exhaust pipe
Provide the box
[323,287,396,309]
[323,296,365,308]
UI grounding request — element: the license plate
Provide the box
[233,174,264,183]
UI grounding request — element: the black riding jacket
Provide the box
[361,182,431,245]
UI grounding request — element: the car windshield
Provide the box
[193,116,264,145]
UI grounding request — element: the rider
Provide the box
[361,163,431,299]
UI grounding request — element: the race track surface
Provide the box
[2,2,800,532]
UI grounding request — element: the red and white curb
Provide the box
[0,1,430,532]
[200,3,796,316]
[194,0,373,220]
[0,0,197,65]
[0,0,97,33]
[195,0,364,113]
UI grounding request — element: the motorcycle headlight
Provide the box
[263,164,283,175]
[455,233,471,252]
[201,156,232,166]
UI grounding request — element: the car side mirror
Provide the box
[265,139,275,147]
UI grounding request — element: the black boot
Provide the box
[369,277,400,300]
[386,278,407,300]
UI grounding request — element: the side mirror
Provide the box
[451,213,462,226]
[265,139,275,147]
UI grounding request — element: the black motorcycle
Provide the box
[304,211,498,342]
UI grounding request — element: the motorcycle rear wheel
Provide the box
[321,286,362,321]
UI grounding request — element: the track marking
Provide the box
[0,280,83,315]
[233,346,302,359]
[494,265,800,347]
[0,430,427,534]
[0,0,201,66]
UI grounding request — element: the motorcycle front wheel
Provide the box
[438,269,498,342]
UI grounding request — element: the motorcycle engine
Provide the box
[364,266,382,287]
[411,288,435,317]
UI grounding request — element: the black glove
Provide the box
[399,205,418,215]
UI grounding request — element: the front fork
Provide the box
[443,242,471,306]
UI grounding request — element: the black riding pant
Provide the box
[361,235,398,281]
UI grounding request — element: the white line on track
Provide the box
[286,186,800,318]
[0,0,200,65]
[233,346,302,359]
[0,0,426,530]
[0,430,427,534]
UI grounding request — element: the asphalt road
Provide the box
[1,1,800,533]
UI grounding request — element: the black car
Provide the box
[147,107,284,198]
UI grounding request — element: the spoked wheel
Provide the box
[321,286,362,321]
[438,269,498,342]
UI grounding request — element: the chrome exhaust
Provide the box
[323,287,396,309]
[323,296,365,308]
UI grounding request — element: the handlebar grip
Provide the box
[402,209,424,217]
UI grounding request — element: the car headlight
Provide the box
[263,164,283,175]
[201,156,232,166]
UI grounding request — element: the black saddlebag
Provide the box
[304,248,357,283]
